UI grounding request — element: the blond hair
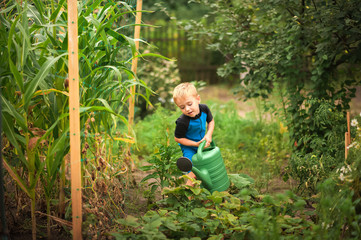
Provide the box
[173,82,198,102]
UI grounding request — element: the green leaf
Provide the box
[29,0,44,24]
[3,160,31,197]
[8,14,23,92]
[228,173,254,189]
[150,184,158,194]
[48,131,68,174]
[23,53,67,110]
[192,208,208,218]
[136,52,174,61]
[50,0,66,21]
[84,0,103,17]
[139,165,154,171]
[163,221,179,231]
[2,113,27,168]
[141,172,159,183]
[1,95,27,131]
[105,27,127,45]
[0,4,15,14]
[80,106,128,125]
[115,215,140,228]
[32,112,69,152]
[208,234,225,240]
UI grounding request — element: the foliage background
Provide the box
[184,0,361,191]
[1,0,361,239]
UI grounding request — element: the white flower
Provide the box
[351,119,358,127]
[339,173,345,181]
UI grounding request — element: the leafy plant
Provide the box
[140,143,183,197]
[112,175,317,239]
[185,0,361,193]
[1,0,155,238]
[136,45,181,118]
[288,99,346,193]
[346,112,361,213]
[311,178,361,239]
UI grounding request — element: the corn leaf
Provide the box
[23,53,67,110]
[1,95,27,131]
[3,160,31,198]
[2,113,27,168]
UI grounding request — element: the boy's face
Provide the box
[175,94,201,118]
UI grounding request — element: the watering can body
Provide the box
[191,141,230,193]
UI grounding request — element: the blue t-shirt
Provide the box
[174,104,213,143]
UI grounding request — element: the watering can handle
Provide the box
[197,140,216,160]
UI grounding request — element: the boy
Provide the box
[173,82,215,181]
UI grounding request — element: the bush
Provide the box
[136,46,181,119]
[288,100,348,194]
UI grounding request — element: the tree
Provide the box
[186,0,361,191]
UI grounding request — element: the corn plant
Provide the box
[0,0,159,238]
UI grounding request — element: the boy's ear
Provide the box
[197,95,201,102]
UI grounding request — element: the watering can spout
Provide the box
[192,167,213,190]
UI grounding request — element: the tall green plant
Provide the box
[1,0,157,238]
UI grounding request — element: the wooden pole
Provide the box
[347,111,351,145]
[345,132,348,160]
[68,0,82,239]
[128,0,143,129]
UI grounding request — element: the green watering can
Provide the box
[177,141,230,193]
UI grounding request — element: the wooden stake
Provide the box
[68,0,82,239]
[128,0,143,129]
[347,111,351,145]
[345,132,348,160]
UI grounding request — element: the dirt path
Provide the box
[199,84,361,117]
[199,85,257,118]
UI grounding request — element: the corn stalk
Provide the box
[1,0,159,238]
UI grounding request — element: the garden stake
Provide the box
[128,0,143,129]
[127,0,143,169]
[347,111,351,145]
[68,0,82,239]
[345,132,348,160]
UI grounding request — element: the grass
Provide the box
[134,89,292,194]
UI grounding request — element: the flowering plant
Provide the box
[336,113,361,181]
[335,112,361,207]
[349,113,361,150]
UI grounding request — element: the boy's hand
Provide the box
[202,135,212,148]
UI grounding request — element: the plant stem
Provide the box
[31,191,36,240]
[59,163,65,216]
[47,197,51,239]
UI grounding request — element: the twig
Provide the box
[35,211,72,227]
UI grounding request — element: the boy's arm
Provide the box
[174,137,200,147]
[175,119,215,148]
[203,119,215,148]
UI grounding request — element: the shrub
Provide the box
[136,46,181,119]
[288,99,347,194]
